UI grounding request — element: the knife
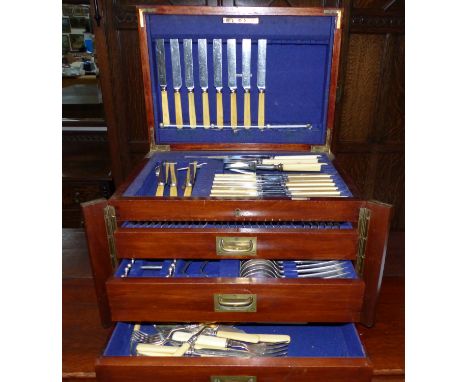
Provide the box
[183,39,196,128]
[213,39,223,128]
[227,39,237,129]
[170,39,183,128]
[155,39,170,126]
[242,39,252,128]
[257,39,267,128]
[183,161,197,197]
[198,39,210,128]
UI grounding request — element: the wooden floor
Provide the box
[62,229,404,382]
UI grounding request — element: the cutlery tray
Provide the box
[123,151,353,199]
[106,259,364,323]
[97,322,372,382]
[116,259,357,279]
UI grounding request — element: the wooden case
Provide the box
[81,6,393,382]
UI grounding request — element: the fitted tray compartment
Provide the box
[113,221,358,260]
[106,260,364,322]
[97,322,372,382]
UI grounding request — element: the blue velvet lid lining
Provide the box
[144,13,337,145]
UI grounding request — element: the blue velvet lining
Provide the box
[145,14,336,144]
[103,322,365,357]
[122,221,353,229]
[123,151,352,198]
[115,259,356,279]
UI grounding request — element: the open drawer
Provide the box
[113,221,359,259]
[96,322,373,382]
[106,259,364,323]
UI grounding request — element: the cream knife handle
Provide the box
[202,90,210,128]
[174,90,183,128]
[244,90,251,128]
[274,155,321,160]
[216,331,260,343]
[256,334,291,344]
[258,90,265,128]
[137,344,179,354]
[188,90,196,128]
[216,91,224,128]
[183,186,192,197]
[155,184,165,197]
[161,88,170,126]
[173,342,190,356]
[172,332,228,349]
[262,158,319,165]
[281,163,324,172]
[230,91,237,128]
[169,163,178,197]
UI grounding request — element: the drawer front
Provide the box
[97,358,372,382]
[114,229,358,260]
[106,278,364,322]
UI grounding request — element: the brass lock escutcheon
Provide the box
[211,377,256,382]
[216,236,257,256]
[214,294,257,312]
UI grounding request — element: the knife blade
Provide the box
[257,39,267,128]
[227,39,237,129]
[155,39,170,126]
[242,39,252,128]
[213,39,224,128]
[170,39,183,128]
[198,39,210,128]
[183,39,196,128]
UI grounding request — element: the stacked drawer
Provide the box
[82,198,392,382]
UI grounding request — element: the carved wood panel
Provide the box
[339,34,385,143]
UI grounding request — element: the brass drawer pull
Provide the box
[214,294,257,312]
[216,237,257,256]
[211,377,256,382]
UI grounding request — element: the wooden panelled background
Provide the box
[91,0,404,230]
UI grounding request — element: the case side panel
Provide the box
[81,198,113,328]
[360,200,393,327]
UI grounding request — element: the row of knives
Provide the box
[156,38,267,129]
[155,161,199,197]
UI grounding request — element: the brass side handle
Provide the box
[214,294,257,312]
[216,237,257,256]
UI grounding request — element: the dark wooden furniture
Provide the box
[62,228,404,382]
[63,129,114,227]
[81,6,393,381]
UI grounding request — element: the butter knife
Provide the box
[155,39,170,126]
[183,39,196,128]
[242,39,252,128]
[213,39,223,128]
[198,39,210,128]
[170,39,183,128]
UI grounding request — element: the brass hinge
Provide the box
[310,128,334,158]
[356,207,371,276]
[103,205,118,269]
[147,125,170,157]
[324,9,342,30]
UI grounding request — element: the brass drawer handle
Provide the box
[214,294,257,312]
[216,237,257,256]
[211,377,256,382]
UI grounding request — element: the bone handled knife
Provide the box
[183,39,196,128]
[257,39,267,128]
[155,39,170,126]
[198,39,210,129]
[213,39,224,128]
[227,39,237,129]
[170,39,183,128]
[183,161,197,197]
[242,39,252,128]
